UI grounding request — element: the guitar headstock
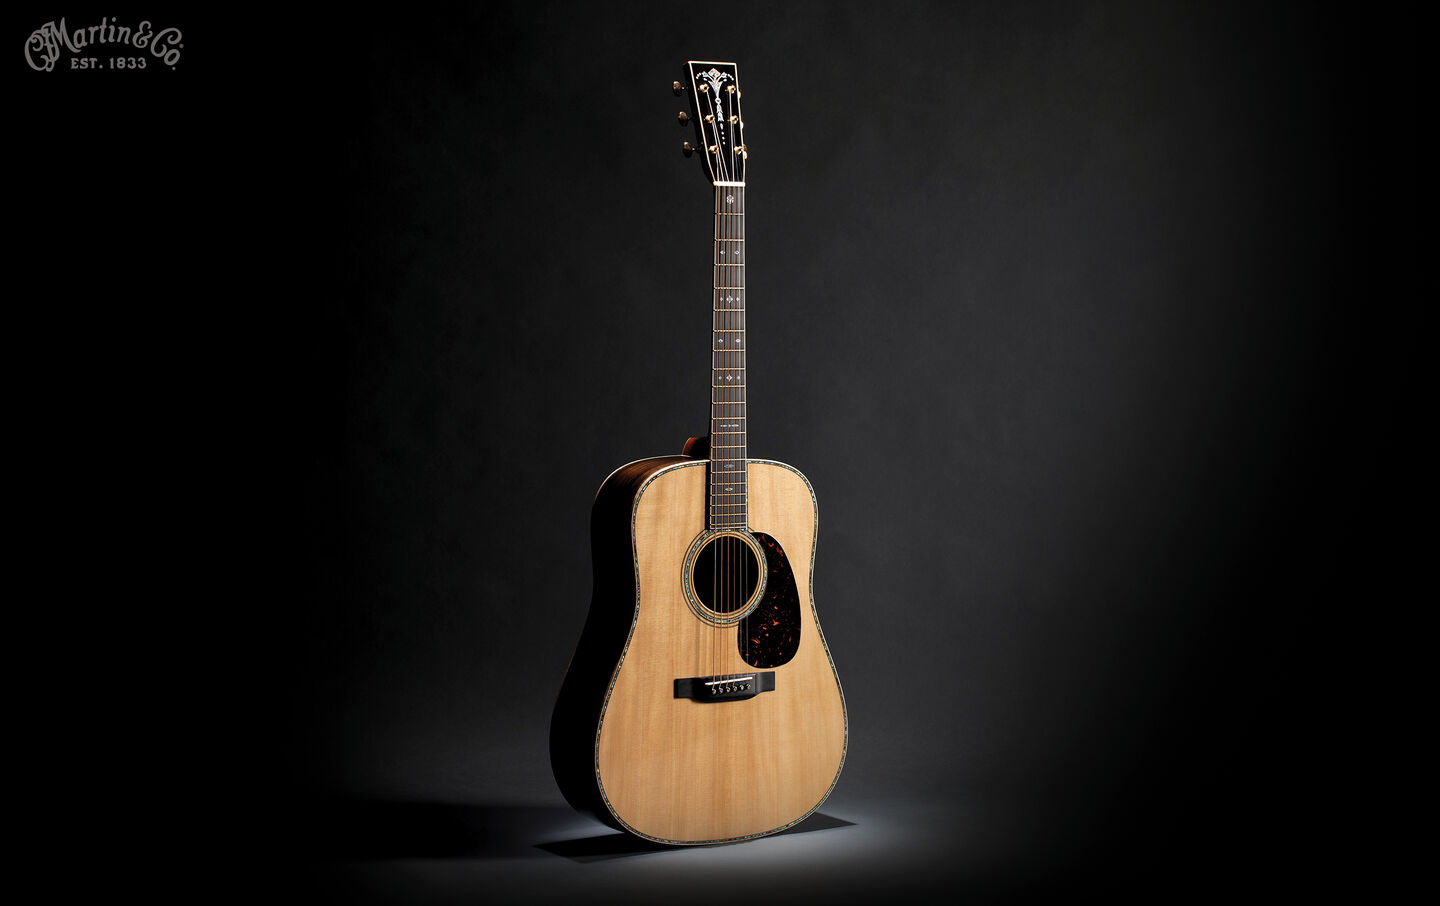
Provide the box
[675,61,747,186]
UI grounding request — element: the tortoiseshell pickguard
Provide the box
[738,532,801,668]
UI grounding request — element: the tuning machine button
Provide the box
[677,111,690,125]
[673,81,684,96]
[682,142,695,158]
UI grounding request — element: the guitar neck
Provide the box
[710,184,747,530]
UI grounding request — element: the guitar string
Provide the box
[720,176,727,681]
[723,136,732,685]
[716,176,724,690]
[731,91,740,677]
[732,81,748,676]
[726,177,735,677]
[723,87,741,675]
[719,90,733,688]
[737,180,746,670]
[712,93,724,690]
[721,174,731,666]
[728,186,738,675]
[733,176,742,671]
[713,91,727,693]
[705,77,749,689]
[724,101,735,684]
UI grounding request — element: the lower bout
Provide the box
[596,667,846,844]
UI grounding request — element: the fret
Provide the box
[714,285,746,290]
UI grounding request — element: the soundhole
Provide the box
[691,535,762,616]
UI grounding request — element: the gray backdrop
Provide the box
[15,1,1415,901]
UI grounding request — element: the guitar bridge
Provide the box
[673,671,775,702]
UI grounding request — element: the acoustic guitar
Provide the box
[549,61,847,845]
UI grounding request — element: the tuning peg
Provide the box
[682,141,695,158]
[672,81,684,96]
[677,111,689,125]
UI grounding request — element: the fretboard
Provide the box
[710,184,746,529]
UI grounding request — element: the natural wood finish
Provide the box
[596,460,846,843]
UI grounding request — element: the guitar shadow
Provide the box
[299,799,853,863]
[539,811,855,862]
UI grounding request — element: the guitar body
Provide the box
[551,455,846,844]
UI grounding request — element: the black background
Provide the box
[14,1,1419,901]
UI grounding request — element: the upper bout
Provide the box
[746,460,817,565]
